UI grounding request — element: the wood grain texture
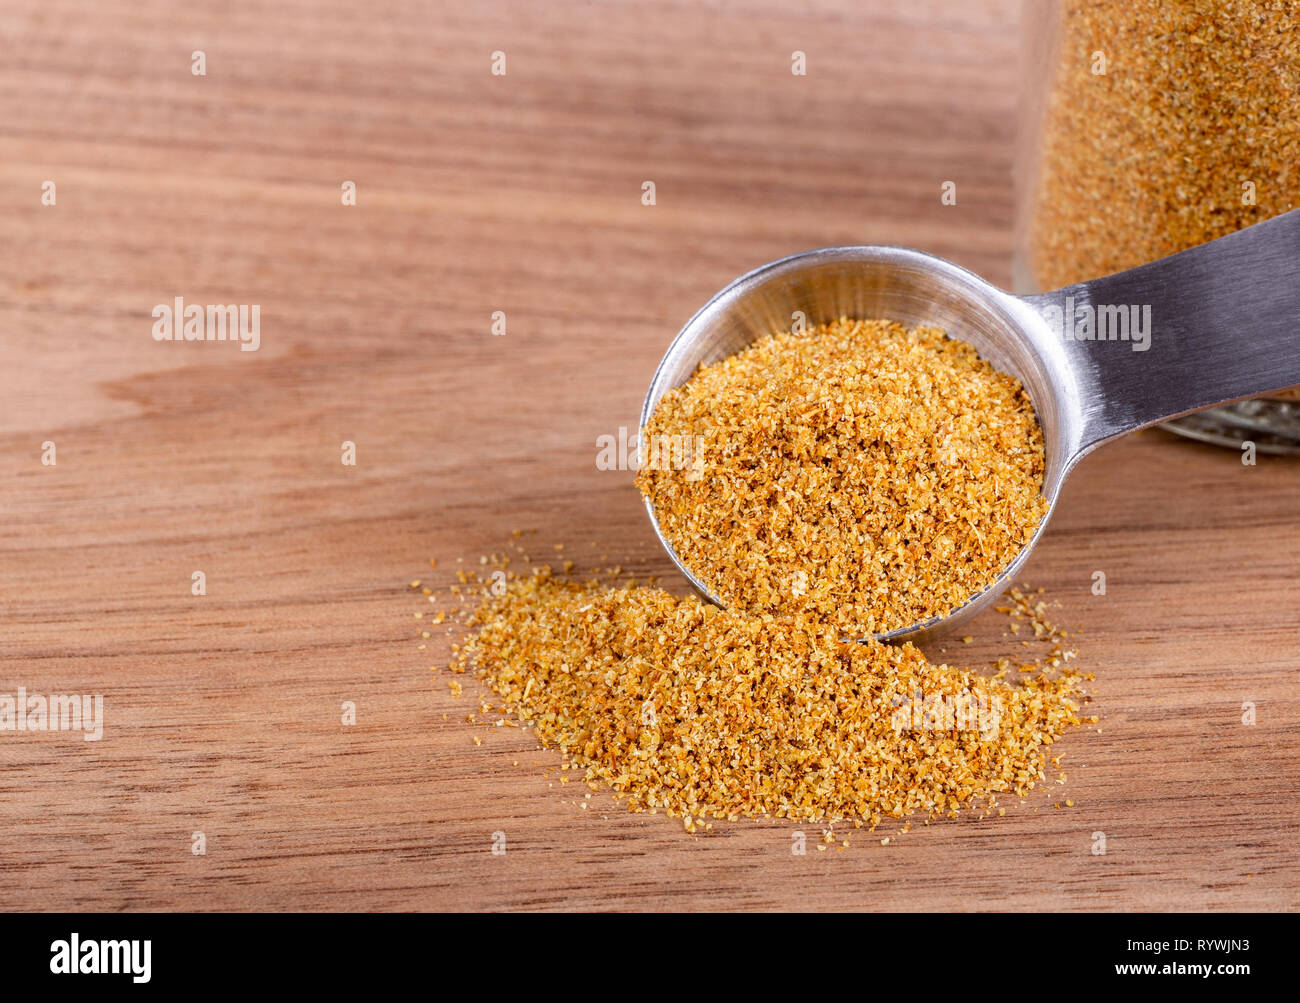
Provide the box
[1,0,1296,912]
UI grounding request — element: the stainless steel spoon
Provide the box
[640,208,1300,644]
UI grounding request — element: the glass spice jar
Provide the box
[1014,0,1300,452]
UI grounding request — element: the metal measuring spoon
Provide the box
[640,208,1300,644]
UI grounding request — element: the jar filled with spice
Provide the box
[1014,0,1300,452]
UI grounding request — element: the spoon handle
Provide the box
[1020,207,1300,457]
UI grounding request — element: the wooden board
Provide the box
[1,0,1296,912]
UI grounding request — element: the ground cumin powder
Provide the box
[449,570,1088,832]
[434,316,1085,835]
[637,318,1049,636]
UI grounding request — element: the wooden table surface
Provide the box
[2,0,1297,912]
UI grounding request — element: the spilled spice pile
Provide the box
[449,570,1090,831]
[1028,0,1300,291]
[637,318,1049,636]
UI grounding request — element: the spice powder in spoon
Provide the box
[637,318,1050,636]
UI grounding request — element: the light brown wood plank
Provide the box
[1,0,1296,911]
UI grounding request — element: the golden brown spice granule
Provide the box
[452,570,1084,830]
[1028,0,1299,291]
[992,585,1086,679]
[637,318,1049,636]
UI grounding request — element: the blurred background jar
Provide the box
[1014,0,1300,452]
